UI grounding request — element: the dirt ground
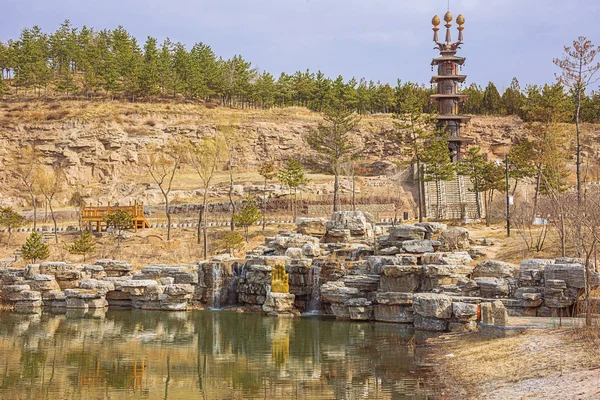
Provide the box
[428,328,600,399]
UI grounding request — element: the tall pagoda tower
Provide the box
[430,11,473,162]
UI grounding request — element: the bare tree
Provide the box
[37,167,65,244]
[187,137,226,258]
[258,161,277,231]
[144,141,182,241]
[218,124,241,231]
[559,191,600,326]
[554,37,600,203]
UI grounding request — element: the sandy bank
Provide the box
[428,328,600,399]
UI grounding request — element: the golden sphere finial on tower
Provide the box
[457,14,465,26]
[444,11,453,23]
[432,15,441,26]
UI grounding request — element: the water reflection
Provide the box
[0,310,435,399]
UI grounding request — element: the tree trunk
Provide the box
[351,169,356,212]
[197,207,203,246]
[49,200,58,244]
[532,168,542,225]
[30,192,37,230]
[436,179,442,220]
[165,196,171,241]
[576,89,582,204]
[262,178,267,231]
[414,162,423,222]
[228,164,236,231]
[333,168,340,213]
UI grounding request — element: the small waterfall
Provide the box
[306,266,321,314]
[210,263,222,309]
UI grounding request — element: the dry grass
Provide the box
[0,224,293,269]
[0,99,395,128]
[430,328,600,399]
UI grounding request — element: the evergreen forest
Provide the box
[0,21,599,123]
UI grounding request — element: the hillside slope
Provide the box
[0,100,595,207]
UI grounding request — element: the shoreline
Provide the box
[426,327,600,399]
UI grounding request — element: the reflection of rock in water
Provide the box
[270,318,292,369]
[0,310,436,399]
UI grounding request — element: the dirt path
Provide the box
[428,328,600,399]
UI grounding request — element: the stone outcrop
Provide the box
[2,216,598,330]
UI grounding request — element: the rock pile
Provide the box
[0,260,203,313]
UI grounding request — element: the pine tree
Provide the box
[277,158,309,220]
[501,77,524,116]
[0,207,26,248]
[482,82,502,115]
[314,70,331,111]
[307,106,360,212]
[233,197,262,242]
[105,209,133,247]
[462,83,484,114]
[68,230,96,262]
[507,140,537,195]
[391,81,433,221]
[458,147,505,226]
[421,134,455,219]
[140,36,160,96]
[21,232,50,263]
[218,231,244,256]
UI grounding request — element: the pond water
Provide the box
[0,310,436,399]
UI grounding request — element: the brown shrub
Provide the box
[7,104,28,112]
[145,119,156,127]
[46,110,70,120]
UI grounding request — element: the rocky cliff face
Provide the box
[1,101,595,207]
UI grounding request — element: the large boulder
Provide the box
[342,274,380,292]
[414,315,449,332]
[284,248,304,260]
[320,282,361,304]
[475,278,510,298]
[422,252,472,266]
[262,292,296,314]
[452,302,479,321]
[439,228,470,251]
[415,222,447,237]
[402,240,441,254]
[545,263,599,289]
[296,218,327,237]
[380,265,422,292]
[412,293,453,319]
[518,259,554,287]
[374,305,414,323]
[375,292,413,305]
[367,256,417,274]
[326,211,373,238]
[473,260,518,279]
[387,225,427,241]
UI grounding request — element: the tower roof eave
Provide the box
[430,75,467,83]
[429,94,469,100]
[431,56,466,65]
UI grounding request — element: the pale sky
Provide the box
[2,0,599,91]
